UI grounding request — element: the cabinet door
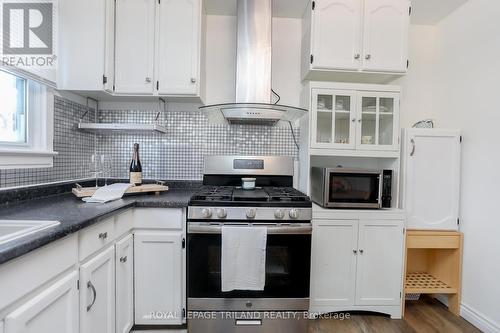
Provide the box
[80,247,115,333]
[404,129,461,230]
[310,220,358,308]
[362,0,410,72]
[134,232,183,325]
[114,0,155,94]
[355,219,404,306]
[104,0,115,92]
[156,0,201,95]
[311,0,362,70]
[311,89,357,149]
[356,92,399,151]
[4,271,78,333]
[115,235,134,333]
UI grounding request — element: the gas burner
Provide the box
[265,187,310,202]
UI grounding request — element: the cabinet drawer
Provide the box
[406,232,460,249]
[79,217,115,261]
[115,209,134,237]
[134,208,183,230]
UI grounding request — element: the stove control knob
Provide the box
[289,209,300,220]
[246,208,256,219]
[217,208,227,218]
[201,208,212,218]
[274,209,285,220]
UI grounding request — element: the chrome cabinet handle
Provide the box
[354,54,360,60]
[120,256,127,263]
[87,281,97,312]
[98,232,107,240]
[190,77,196,83]
[359,249,364,254]
[353,249,358,254]
[365,54,371,60]
[410,139,416,156]
[145,77,152,83]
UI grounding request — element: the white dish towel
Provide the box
[221,226,267,292]
[83,183,132,203]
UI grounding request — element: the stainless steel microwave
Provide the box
[311,167,392,209]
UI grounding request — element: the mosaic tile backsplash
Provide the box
[0,97,300,188]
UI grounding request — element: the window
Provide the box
[0,69,56,169]
[0,71,27,144]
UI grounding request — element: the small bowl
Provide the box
[241,177,256,190]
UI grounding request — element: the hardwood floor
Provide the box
[308,297,481,333]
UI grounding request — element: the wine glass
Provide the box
[88,154,102,188]
[100,154,113,186]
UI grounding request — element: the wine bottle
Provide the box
[129,143,142,186]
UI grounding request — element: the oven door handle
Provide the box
[188,223,312,235]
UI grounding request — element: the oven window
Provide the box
[188,234,311,298]
[328,173,380,204]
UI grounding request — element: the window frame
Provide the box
[0,69,57,169]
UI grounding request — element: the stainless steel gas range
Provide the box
[187,156,312,333]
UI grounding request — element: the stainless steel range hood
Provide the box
[200,0,307,126]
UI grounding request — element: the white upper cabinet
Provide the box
[362,0,410,72]
[305,82,400,154]
[114,0,156,94]
[402,129,461,230]
[311,0,362,71]
[156,0,202,96]
[302,0,411,81]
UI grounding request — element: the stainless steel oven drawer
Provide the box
[188,311,308,333]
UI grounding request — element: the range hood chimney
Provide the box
[200,0,307,126]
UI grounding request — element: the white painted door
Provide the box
[356,91,400,151]
[355,219,404,306]
[362,0,410,72]
[156,0,200,95]
[310,219,358,308]
[115,234,134,333]
[114,0,155,94]
[104,0,115,92]
[404,129,461,230]
[311,0,363,70]
[311,89,357,149]
[134,232,183,325]
[4,271,79,333]
[80,247,115,333]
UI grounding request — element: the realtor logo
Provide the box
[1,0,57,68]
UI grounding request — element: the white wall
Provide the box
[205,15,302,106]
[430,0,500,331]
[391,25,436,128]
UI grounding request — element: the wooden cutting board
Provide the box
[72,184,169,198]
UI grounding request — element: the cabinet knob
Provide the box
[120,256,127,263]
[190,77,196,83]
[365,54,371,60]
[354,54,360,60]
[98,232,107,240]
[353,249,358,254]
[351,118,356,123]
[358,119,362,123]
[145,77,152,83]
[359,249,364,254]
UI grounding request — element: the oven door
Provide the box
[187,222,311,311]
[325,169,382,208]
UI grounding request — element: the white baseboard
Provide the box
[461,303,500,333]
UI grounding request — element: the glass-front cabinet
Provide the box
[310,88,400,151]
[311,89,357,149]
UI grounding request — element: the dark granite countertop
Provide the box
[0,185,200,265]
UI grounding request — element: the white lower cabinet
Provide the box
[4,271,79,333]
[115,234,134,333]
[310,218,404,317]
[134,232,184,325]
[80,246,116,333]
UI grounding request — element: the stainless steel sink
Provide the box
[0,220,60,245]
